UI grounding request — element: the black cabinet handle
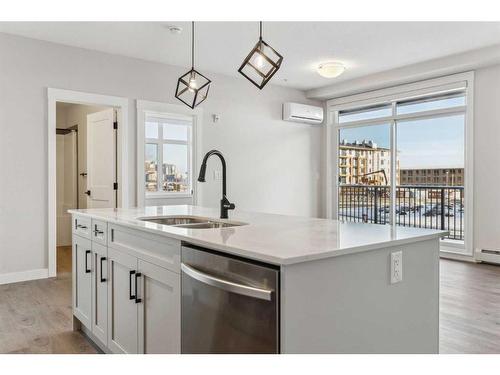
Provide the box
[76,224,88,230]
[85,250,91,273]
[94,225,104,236]
[100,257,107,282]
[135,272,142,304]
[129,270,136,300]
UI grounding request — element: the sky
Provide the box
[339,114,465,169]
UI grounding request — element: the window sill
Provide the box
[145,193,193,200]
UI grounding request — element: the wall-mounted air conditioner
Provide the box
[282,102,324,125]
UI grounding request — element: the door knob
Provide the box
[84,190,91,196]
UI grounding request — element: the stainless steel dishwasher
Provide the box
[181,244,280,353]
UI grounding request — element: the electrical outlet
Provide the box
[390,251,403,284]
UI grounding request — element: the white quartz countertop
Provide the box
[69,205,447,265]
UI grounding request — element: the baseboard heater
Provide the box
[476,249,500,264]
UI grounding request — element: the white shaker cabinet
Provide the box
[106,249,181,354]
[137,259,180,354]
[72,234,92,330]
[91,241,108,345]
[107,247,139,354]
[72,215,182,354]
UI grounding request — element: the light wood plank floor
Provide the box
[1,252,499,353]
[440,259,500,353]
[0,247,98,353]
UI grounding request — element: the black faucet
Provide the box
[198,150,236,219]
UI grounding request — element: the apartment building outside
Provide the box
[339,140,399,185]
[400,168,464,186]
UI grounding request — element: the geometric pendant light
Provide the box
[238,21,283,90]
[175,22,212,108]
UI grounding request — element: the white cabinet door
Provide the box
[107,247,139,354]
[137,260,180,354]
[73,234,92,330]
[91,242,108,345]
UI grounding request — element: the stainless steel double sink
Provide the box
[138,215,247,229]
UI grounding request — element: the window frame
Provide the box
[136,100,203,207]
[144,115,193,198]
[326,72,474,258]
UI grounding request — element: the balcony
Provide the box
[338,185,464,241]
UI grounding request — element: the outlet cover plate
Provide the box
[391,251,403,284]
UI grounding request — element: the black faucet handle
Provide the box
[221,196,235,210]
[220,196,235,219]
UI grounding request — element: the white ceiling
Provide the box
[1,22,500,90]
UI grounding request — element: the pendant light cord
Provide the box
[259,21,262,40]
[191,21,195,69]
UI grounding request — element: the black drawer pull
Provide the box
[129,270,136,300]
[85,250,91,273]
[100,257,107,282]
[135,272,142,304]
[93,224,104,236]
[76,224,88,230]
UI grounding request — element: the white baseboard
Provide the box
[0,268,49,285]
[439,251,477,263]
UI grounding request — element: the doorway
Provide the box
[48,88,130,278]
[55,102,118,277]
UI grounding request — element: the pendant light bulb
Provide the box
[254,53,264,69]
[188,72,197,92]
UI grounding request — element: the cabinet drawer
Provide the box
[108,224,180,273]
[73,215,91,239]
[91,219,108,245]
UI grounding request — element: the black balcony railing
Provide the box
[338,185,464,241]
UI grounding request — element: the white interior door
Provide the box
[87,109,117,208]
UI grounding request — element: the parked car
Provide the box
[378,205,390,213]
[397,206,410,215]
[423,205,441,217]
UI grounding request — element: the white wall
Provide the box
[0,32,322,277]
[473,63,500,252]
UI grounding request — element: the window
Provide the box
[144,116,192,195]
[397,93,465,115]
[339,104,392,124]
[331,73,472,256]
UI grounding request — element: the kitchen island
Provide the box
[69,205,445,354]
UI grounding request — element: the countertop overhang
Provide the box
[69,205,447,265]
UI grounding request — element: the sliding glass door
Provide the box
[335,90,470,255]
[338,123,392,225]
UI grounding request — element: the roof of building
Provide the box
[339,140,390,151]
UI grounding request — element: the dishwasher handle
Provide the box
[181,263,273,301]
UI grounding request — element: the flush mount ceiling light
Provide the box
[175,22,211,109]
[317,62,346,78]
[238,21,283,90]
